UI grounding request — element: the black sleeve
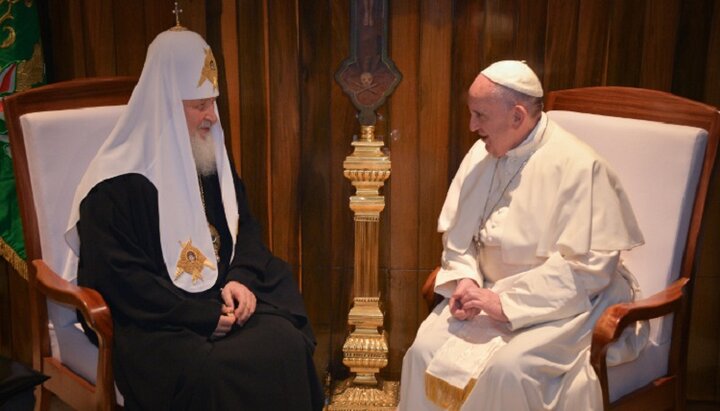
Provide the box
[225,173,311,328]
[77,174,221,337]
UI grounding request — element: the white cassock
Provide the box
[399,114,649,411]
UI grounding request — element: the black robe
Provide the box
[76,172,324,411]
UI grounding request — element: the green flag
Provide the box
[0,0,46,278]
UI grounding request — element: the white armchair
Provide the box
[5,77,136,411]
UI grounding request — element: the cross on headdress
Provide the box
[170,1,187,31]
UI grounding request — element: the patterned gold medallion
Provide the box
[174,239,216,283]
[197,47,218,92]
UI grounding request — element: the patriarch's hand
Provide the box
[221,280,257,325]
[212,305,235,339]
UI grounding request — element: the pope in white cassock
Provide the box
[398,61,649,410]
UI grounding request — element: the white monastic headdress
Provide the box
[481,60,543,98]
[64,29,239,292]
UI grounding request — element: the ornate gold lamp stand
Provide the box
[328,1,402,409]
[328,125,396,410]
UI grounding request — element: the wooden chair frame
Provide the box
[5,77,136,411]
[422,86,720,410]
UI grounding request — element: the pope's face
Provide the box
[467,76,523,158]
[182,97,218,140]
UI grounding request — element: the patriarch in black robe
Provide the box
[64,27,323,411]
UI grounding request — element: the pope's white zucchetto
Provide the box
[481,60,543,98]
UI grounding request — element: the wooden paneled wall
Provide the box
[7,0,716,401]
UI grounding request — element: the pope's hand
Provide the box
[458,286,508,322]
[450,278,481,320]
[450,278,508,322]
[221,280,257,325]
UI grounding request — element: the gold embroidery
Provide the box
[174,238,215,283]
[0,0,20,49]
[0,237,27,281]
[16,42,44,91]
[197,47,218,92]
[0,26,14,48]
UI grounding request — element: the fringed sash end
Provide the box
[424,372,476,411]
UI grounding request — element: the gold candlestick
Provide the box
[328,125,397,410]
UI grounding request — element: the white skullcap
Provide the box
[481,60,543,98]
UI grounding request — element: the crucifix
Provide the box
[171,1,184,30]
[329,0,401,409]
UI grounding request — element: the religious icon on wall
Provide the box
[335,0,401,125]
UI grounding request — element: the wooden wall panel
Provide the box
[46,0,87,80]
[640,0,681,90]
[9,0,716,403]
[81,1,115,77]
[416,1,452,272]
[544,0,580,91]
[385,0,427,379]
[450,0,484,171]
[266,1,301,269]
[236,1,270,244]
[574,0,611,87]
[112,0,147,77]
[326,0,355,380]
[214,0,241,170]
[482,0,515,62]
[705,3,720,107]
[515,1,548,80]
[606,0,645,86]
[673,0,714,102]
[298,0,333,375]
[386,0,421,376]
[46,0,204,81]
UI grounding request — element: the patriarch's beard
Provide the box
[190,132,217,176]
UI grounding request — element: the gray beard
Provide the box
[190,133,217,176]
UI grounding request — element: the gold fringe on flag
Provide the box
[0,237,27,280]
[424,372,477,411]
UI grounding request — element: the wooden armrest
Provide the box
[590,276,688,407]
[32,259,117,408]
[422,267,443,311]
[32,259,113,343]
[591,277,687,364]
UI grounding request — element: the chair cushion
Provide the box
[47,308,125,405]
[547,110,707,401]
[607,340,670,402]
[21,106,125,296]
[21,105,126,406]
[547,110,706,344]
